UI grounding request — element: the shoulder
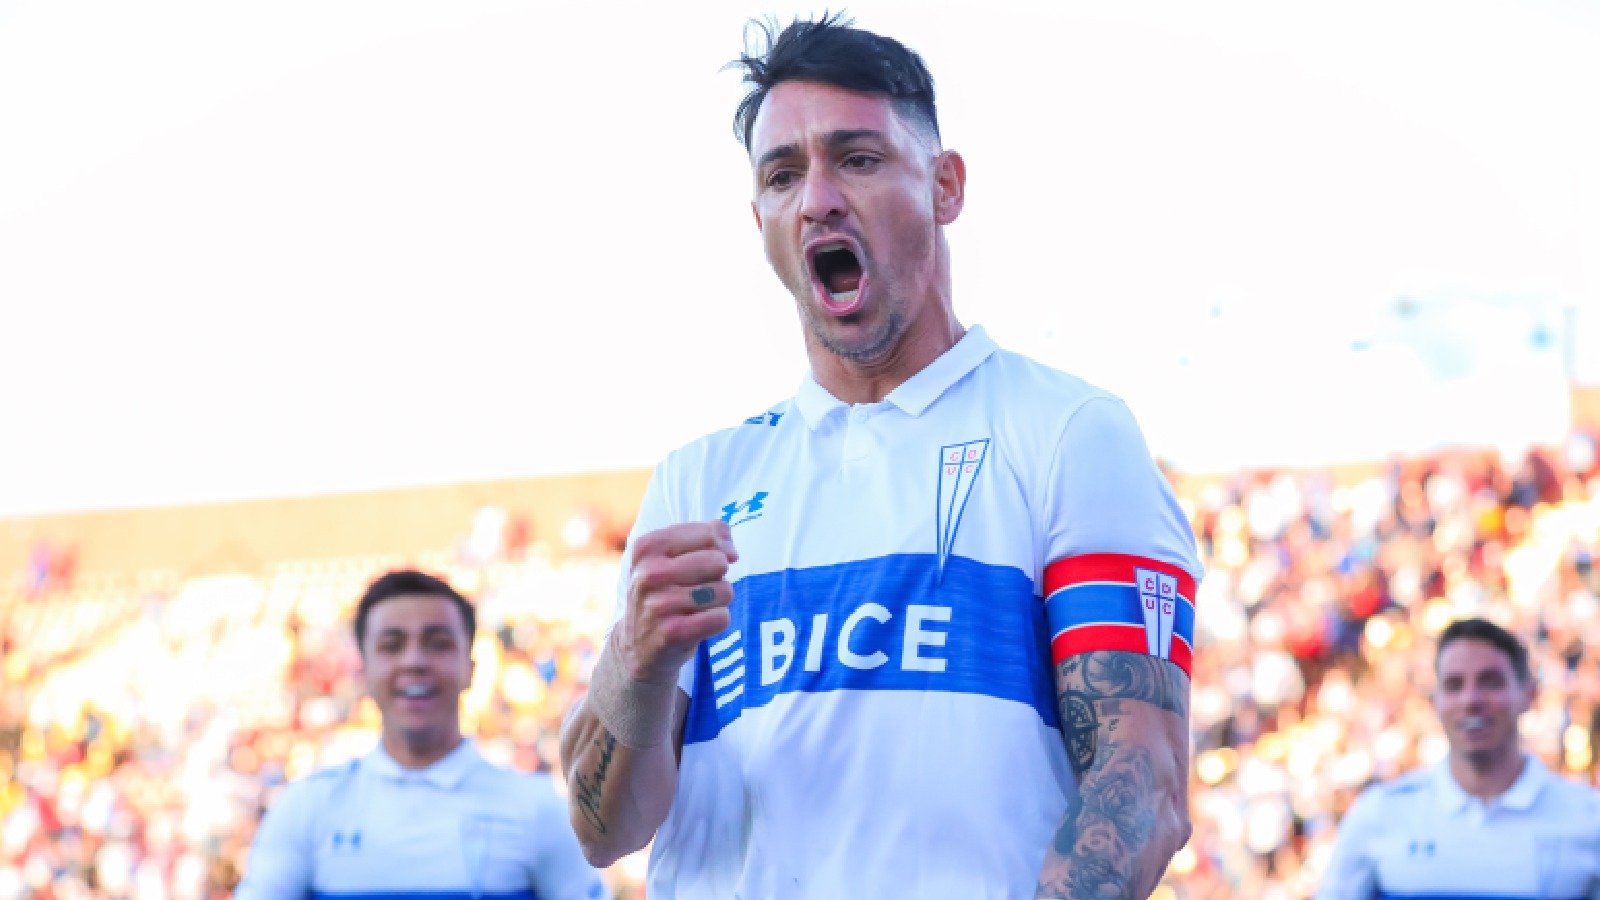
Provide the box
[290,758,359,797]
[649,399,795,514]
[1380,766,1434,798]
[260,759,359,825]
[1350,768,1432,819]
[976,347,1120,421]
[659,399,794,474]
[976,349,1152,462]
[1337,771,1427,839]
[1539,769,1600,818]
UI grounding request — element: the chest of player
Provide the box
[712,405,1038,580]
[311,780,537,896]
[1369,806,1600,899]
[683,406,1056,744]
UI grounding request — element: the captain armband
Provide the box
[1043,553,1197,676]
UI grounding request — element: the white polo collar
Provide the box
[364,737,481,790]
[1434,753,1547,816]
[793,325,999,431]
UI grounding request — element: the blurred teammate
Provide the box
[1318,618,1600,899]
[560,14,1199,899]
[238,571,607,900]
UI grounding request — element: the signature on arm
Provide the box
[572,730,618,836]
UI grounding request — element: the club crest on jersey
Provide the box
[936,439,989,573]
[1136,567,1178,660]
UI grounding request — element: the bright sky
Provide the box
[2,0,1598,516]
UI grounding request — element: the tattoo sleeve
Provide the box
[1037,652,1192,900]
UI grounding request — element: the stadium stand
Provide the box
[2,432,1597,899]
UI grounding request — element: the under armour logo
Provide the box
[721,492,769,527]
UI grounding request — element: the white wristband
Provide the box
[585,628,678,749]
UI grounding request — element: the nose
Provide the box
[398,642,431,671]
[800,165,847,224]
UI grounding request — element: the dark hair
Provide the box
[730,12,940,149]
[1436,617,1531,684]
[354,569,476,651]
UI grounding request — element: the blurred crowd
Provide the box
[1170,430,1600,899]
[2,432,1599,900]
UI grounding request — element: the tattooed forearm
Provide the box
[1038,651,1192,899]
[571,729,618,835]
[1039,743,1161,899]
[1058,690,1100,777]
[1062,651,1188,717]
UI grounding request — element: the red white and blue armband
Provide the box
[1043,554,1197,676]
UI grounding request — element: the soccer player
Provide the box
[237,571,608,900]
[1317,618,1600,899]
[559,15,1201,900]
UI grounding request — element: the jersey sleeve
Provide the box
[610,459,697,695]
[1041,396,1203,674]
[1314,788,1382,900]
[234,780,318,900]
[527,776,612,900]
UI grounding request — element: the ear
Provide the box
[932,150,966,226]
[1514,675,1535,716]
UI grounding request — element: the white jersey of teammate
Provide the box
[623,326,1202,900]
[1317,755,1600,900]
[237,740,608,900]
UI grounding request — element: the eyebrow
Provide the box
[375,624,459,641]
[755,129,890,171]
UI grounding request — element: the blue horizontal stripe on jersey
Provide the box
[312,892,537,900]
[1044,582,1195,646]
[684,553,1055,745]
[1378,894,1589,900]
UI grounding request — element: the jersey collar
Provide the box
[793,325,999,431]
[1434,753,1548,815]
[365,737,482,790]
[1498,754,1549,811]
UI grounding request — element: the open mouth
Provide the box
[398,684,437,700]
[808,239,865,314]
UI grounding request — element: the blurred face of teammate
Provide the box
[361,594,475,759]
[1434,638,1531,768]
[749,80,965,367]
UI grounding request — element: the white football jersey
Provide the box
[236,740,608,900]
[1317,756,1600,900]
[624,326,1202,900]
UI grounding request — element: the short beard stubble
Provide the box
[803,303,905,365]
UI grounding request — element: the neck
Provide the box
[1448,744,1526,802]
[808,304,964,406]
[382,726,464,770]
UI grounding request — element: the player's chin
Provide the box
[397,722,451,746]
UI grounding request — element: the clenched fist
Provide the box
[616,520,739,685]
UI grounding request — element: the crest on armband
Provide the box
[1135,567,1177,661]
